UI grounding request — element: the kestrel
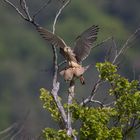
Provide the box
[60,65,89,83]
[37,25,99,84]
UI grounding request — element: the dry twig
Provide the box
[112,28,140,64]
[3,0,71,135]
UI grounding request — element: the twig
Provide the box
[4,0,27,20]
[84,98,115,108]
[10,125,24,140]
[4,0,68,131]
[4,0,39,27]
[0,123,17,136]
[135,121,140,129]
[105,42,113,62]
[93,36,112,49]
[112,28,140,64]
[80,78,103,106]
[80,37,116,106]
[58,60,67,67]
[52,0,71,33]
[33,0,52,20]
[20,0,32,21]
[112,37,118,57]
[81,28,140,107]
[90,99,104,107]
[123,118,137,140]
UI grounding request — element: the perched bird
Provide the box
[60,65,89,84]
[37,25,99,84]
[60,67,74,81]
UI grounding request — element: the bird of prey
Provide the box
[60,65,89,82]
[37,25,99,84]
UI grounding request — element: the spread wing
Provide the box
[37,26,68,54]
[74,25,99,62]
[37,27,77,62]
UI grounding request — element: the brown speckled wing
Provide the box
[74,25,99,62]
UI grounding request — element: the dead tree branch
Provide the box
[32,0,52,20]
[80,79,103,106]
[80,37,115,106]
[4,0,70,131]
[51,0,71,128]
[67,80,77,140]
[93,36,112,49]
[112,27,140,64]
[81,27,140,107]
[19,0,32,21]
[4,0,39,27]
[52,0,71,33]
[4,0,27,19]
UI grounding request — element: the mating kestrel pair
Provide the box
[37,25,99,84]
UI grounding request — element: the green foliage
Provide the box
[96,62,139,96]
[96,61,140,138]
[43,128,72,140]
[70,103,122,140]
[116,91,140,125]
[96,62,117,81]
[40,62,140,139]
[40,88,61,121]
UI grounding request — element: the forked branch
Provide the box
[4,0,71,131]
[81,27,140,107]
[112,27,140,64]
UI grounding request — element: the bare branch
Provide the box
[52,0,71,33]
[90,99,104,107]
[80,78,103,106]
[4,0,27,20]
[0,123,17,136]
[83,98,115,108]
[4,0,69,130]
[51,0,71,83]
[50,0,72,131]
[33,0,52,20]
[80,37,118,106]
[105,42,114,62]
[67,80,77,140]
[112,27,140,64]
[93,36,112,49]
[81,28,140,107]
[10,125,24,140]
[67,82,74,136]
[58,60,67,68]
[50,2,77,137]
[51,82,67,126]
[135,121,140,129]
[20,0,32,21]
[4,0,39,27]
[112,37,118,57]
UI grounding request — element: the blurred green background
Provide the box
[0,0,140,139]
